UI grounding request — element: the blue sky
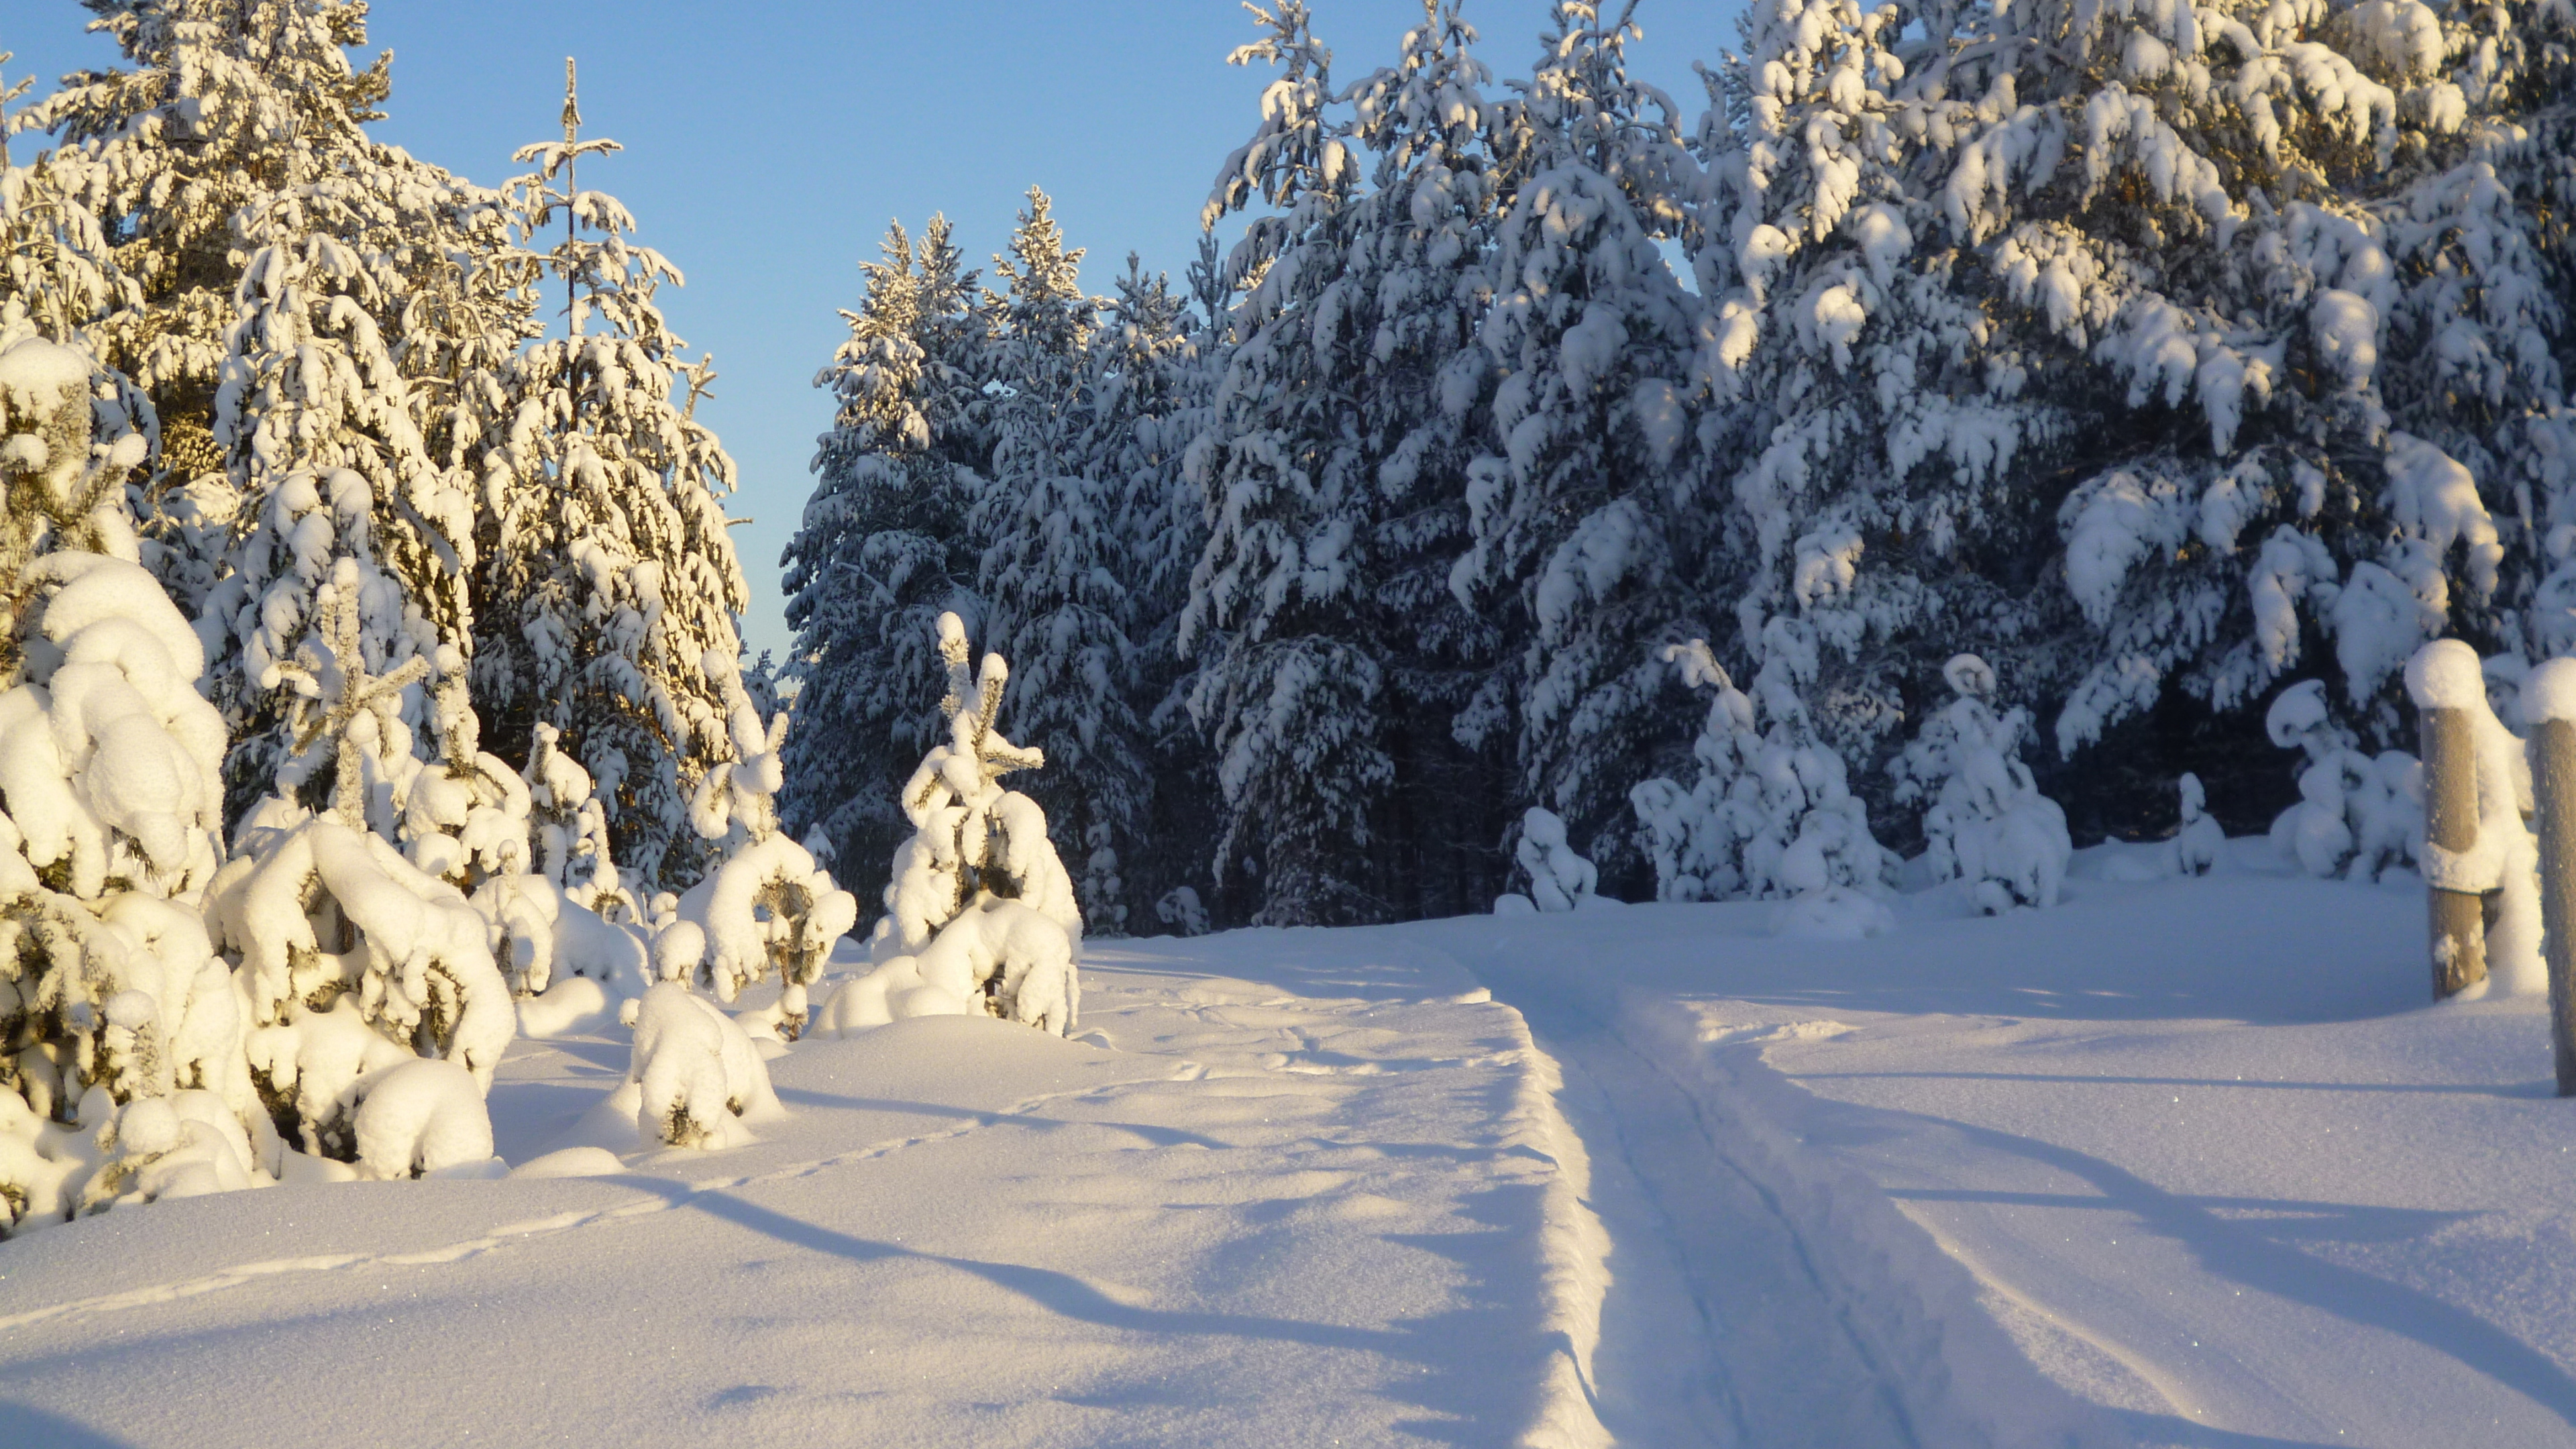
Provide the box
[5,1,1732,657]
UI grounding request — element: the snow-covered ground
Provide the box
[7,844,2575,1448]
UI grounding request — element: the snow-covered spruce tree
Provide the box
[1888,654,2073,911]
[1090,256,1222,930]
[2262,678,2422,879]
[2174,773,2226,875]
[474,73,751,895]
[781,217,995,902]
[201,140,506,833]
[1684,0,2062,792]
[1629,629,1892,909]
[1181,2,1388,926]
[0,335,268,1234]
[1,53,132,351]
[1185,2,1517,923]
[817,612,1080,1037]
[975,188,1146,938]
[1454,2,1708,877]
[204,559,514,1171]
[667,666,856,1042]
[1509,806,1599,911]
[1346,1,1523,916]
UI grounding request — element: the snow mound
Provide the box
[353,1059,496,1180]
[628,982,785,1150]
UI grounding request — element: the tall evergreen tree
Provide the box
[1688,0,2576,816]
[1091,255,1222,928]
[1184,3,1396,924]
[1184,1,1522,922]
[977,191,1148,935]
[21,0,400,611]
[780,217,994,896]
[1452,1,1705,878]
[474,65,752,892]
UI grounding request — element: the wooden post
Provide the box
[2422,704,2487,998]
[2528,703,2576,1095]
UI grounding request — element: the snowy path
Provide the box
[1403,855,2576,1449]
[1444,931,2102,1449]
[0,938,1611,1448]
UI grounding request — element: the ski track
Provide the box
[1509,1004,1925,1449]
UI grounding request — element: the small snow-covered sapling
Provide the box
[816,612,1083,1036]
[2174,774,2224,877]
[2262,680,2422,883]
[1891,654,2071,912]
[1515,808,1597,911]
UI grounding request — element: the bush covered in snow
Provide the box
[1890,656,2073,913]
[204,572,514,1163]
[2174,775,2226,878]
[0,337,269,1233]
[669,663,857,1040]
[1629,627,1890,906]
[2264,680,2423,882]
[1508,808,1599,912]
[623,981,783,1150]
[818,612,1081,1036]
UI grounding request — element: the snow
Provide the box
[1513,806,1599,911]
[352,1059,498,1181]
[9,849,2576,1445]
[2529,657,2576,727]
[11,852,2575,1446]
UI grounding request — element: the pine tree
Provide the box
[475,64,753,894]
[1091,256,1221,928]
[1184,2,1517,922]
[0,334,265,1235]
[816,612,1081,1037]
[1687,0,2576,800]
[1888,653,2072,910]
[0,50,131,350]
[975,189,1145,936]
[669,669,857,1042]
[201,160,486,830]
[1183,3,1394,925]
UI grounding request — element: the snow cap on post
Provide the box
[2522,658,2576,727]
[2404,639,2486,712]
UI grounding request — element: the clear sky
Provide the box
[3,1,1735,659]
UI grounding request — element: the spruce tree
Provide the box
[1090,256,1222,928]
[780,217,994,898]
[1458,1,1707,879]
[1183,2,1395,924]
[976,189,1147,935]
[21,0,401,612]
[1686,0,2576,800]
